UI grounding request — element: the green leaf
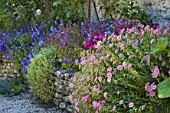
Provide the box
[157,77,170,98]
[151,37,168,54]
[168,50,170,57]
[52,2,57,6]
[53,1,62,6]
[66,11,71,18]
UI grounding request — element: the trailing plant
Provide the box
[70,22,170,112]
[27,46,59,103]
[0,76,27,95]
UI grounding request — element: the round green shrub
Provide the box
[70,24,170,112]
[27,46,58,103]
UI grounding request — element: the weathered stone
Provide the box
[54,98,62,106]
[63,96,70,103]
[63,80,69,86]
[55,93,63,99]
[58,85,65,90]
[64,73,70,80]
[66,105,74,113]
[56,109,63,113]
[62,110,68,113]
[59,102,66,110]
[62,91,70,96]
[65,87,70,92]
[56,88,64,93]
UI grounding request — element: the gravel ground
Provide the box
[0,92,60,113]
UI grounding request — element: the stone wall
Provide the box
[53,70,76,113]
[137,0,170,25]
[88,0,170,25]
[0,55,18,80]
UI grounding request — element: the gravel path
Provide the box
[0,92,59,113]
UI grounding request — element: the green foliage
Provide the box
[0,76,27,95]
[52,0,85,23]
[70,25,170,112]
[27,46,58,103]
[0,0,54,31]
[157,78,170,98]
[151,37,168,54]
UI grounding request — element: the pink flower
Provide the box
[108,44,113,48]
[81,60,86,65]
[119,100,124,105]
[78,82,82,87]
[92,85,100,92]
[119,53,123,58]
[112,106,116,111]
[69,93,76,100]
[107,77,111,82]
[145,82,150,86]
[104,92,107,98]
[117,65,123,71]
[112,70,117,74]
[75,102,79,107]
[151,84,157,90]
[82,96,88,104]
[92,101,98,108]
[152,72,158,78]
[168,70,170,76]
[72,76,77,82]
[107,67,112,72]
[75,106,79,112]
[94,59,99,64]
[90,55,96,61]
[146,86,153,92]
[163,29,168,35]
[164,22,169,27]
[128,64,132,68]
[118,42,124,50]
[117,35,122,40]
[150,91,156,96]
[154,66,160,74]
[95,110,99,113]
[115,49,118,53]
[145,55,150,60]
[69,83,74,88]
[127,28,132,33]
[83,91,88,95]
[107,72,112,78]
[98,77,102,82]
[129,102,134,108]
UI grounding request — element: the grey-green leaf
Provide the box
[157,77,170,98]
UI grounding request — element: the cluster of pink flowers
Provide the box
[145,82,157,96]
[152,66,160,78]
[92,100,105,111]
[82,96,90,104]
[83,34,105,49]
[70,21,170,112]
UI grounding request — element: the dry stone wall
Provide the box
[137,0,170,25]
[53,70,76,113]
[88,0,170,25]
[0,55,18,80]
